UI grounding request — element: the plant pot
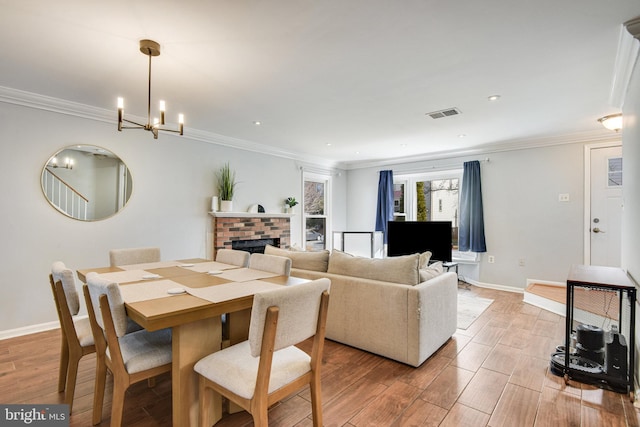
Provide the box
[220,200,233,212]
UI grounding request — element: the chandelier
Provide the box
[117,39,184,139]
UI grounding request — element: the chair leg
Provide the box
[57,338,69,393]
[92,356,107,425]
[64,351,82,414]
[309,375,323,427]
[110,379,128,427]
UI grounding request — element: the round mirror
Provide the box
[41,145,133,221]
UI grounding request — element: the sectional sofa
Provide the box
[264,245,458,367]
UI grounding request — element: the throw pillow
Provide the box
[264,244,330,272]
[327,250,420,285]
[419,251,432,269]
[419,261,444,282]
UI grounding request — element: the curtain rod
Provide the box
[381,157,490,175]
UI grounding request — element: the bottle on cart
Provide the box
[605,325,628,378]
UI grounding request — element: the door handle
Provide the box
[592,227,605,233]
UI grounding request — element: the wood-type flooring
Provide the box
[1,284,639,426]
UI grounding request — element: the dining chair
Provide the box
[248,252,292,276]
[84,272,172,427]
[49,261,96,414]
[194,277,330,427]
[108,246,161,266]
[215,248,250,267]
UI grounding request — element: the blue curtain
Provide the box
[459,161,487,252]
[375,170,394,244]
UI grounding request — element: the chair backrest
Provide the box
[109,247,161,266]
[85,272,129,337]
[215,249,250,267]
[248,278,330,357]
[51,261,81,316]
[248,253,292,276]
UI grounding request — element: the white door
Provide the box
[589,145,623,267]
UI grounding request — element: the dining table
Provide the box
[77,258,308,427]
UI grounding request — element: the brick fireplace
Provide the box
[211,212,292,255]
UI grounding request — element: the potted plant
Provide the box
[217,162,237,212]
[285,196,298,213]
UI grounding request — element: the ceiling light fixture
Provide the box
[47,157,73,170]
[117,39,184,140]
[488,95,501,101]
[598,113,623,132]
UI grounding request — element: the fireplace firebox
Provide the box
[232,238,280,254]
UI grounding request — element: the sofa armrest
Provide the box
[407,271,458,366]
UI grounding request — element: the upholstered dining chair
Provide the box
[84,272,172,426]
[108,246,161,266]
[215,248,250,267]
[194,278,330,427]
[49,261,96,414]
[248,252,292,276]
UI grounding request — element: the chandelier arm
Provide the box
[121,117,146,127]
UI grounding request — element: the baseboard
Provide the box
[462,277,524,294]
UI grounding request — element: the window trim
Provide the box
[302,171,332,251]
[394,169,462,222]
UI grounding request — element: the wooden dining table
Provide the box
[77,258,308,427]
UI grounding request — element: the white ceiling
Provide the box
[1,1,638,168]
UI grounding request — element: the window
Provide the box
[394,171,461,249]
[608,157,622,187]
[393,182,406,221]
[303,172,331,251]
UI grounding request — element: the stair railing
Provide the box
[42,168,89,220]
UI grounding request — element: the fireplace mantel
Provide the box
[209,212,294,218]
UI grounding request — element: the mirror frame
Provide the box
[41,145,133,221]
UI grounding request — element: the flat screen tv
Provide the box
[387,221,453,262]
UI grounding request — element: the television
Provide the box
[387,221,453,262]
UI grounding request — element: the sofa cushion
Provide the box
[419,261,444,281]
[327,250,420,285]
[264,245,330,272]
[419,251,432,268]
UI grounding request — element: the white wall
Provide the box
[621,41,640,390]
[0,101,346,333]
[346,143,608,290]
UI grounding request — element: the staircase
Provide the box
[42,168,88,220]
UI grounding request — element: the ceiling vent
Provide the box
[426,107,461,119]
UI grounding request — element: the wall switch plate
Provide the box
[559,193,570,202]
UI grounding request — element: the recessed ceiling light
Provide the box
[488,95,501,101]
[253,121,261,125]
[326,143,332,146]
[458,134,467,138]
[400,144,407,148]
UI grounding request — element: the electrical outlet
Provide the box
[488,255,495,264]
[559,193,570,202]
[519,258,525,267]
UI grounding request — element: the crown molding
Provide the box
[609,17,640,108]
[0,85,340,170]
[342,130,621,170]
[0,85,622,173]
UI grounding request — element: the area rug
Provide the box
[457,293,494,329]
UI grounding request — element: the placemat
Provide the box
[181,261,240,273]
[185,280,282,303]
[217,268,279,282]
[119,261,183,271]
[119,279,186,303]
[96,269,160,284]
